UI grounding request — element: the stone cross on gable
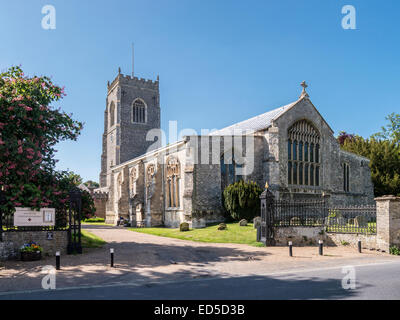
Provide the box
[300,81,309,98]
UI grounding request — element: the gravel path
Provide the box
[0,225,397,293]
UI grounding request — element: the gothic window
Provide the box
[343,163,350,192]
[287,120,321,187]
[220,149,243,191]
[129,168,137,196]
[299,142,303,161]
[109,102,115,127]
[166,157,180,208]
[132,99,146,123]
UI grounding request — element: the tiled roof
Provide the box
[209,100,298,136]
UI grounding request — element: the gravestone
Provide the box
[217,223,227,230]
[179,222,190,232]
[253,217,261,229]
[355,216,368,228]
[239,219,248,226]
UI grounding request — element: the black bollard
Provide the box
[110,248,114,267]
[319,240,323,256]
[289,241,293,257]
[56,251,60,270]
[358,240,362,253]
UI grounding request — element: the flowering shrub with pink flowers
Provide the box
[0,66,95,223]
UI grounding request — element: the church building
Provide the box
[94,68,374,228]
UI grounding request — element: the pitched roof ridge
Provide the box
[209,98,300,136]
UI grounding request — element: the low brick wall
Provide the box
[274,226,378,249]
[2,231,68,259]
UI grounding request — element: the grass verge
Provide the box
[79,230,107,248]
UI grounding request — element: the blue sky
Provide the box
[1,0,399,182]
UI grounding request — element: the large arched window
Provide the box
[220,149,243,190]
[166,157,180,208]
[109,102,115,127]
[287,120,321,187]
[132,99,146,123]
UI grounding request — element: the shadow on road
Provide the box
[0,273,366,300]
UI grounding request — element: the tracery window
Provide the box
[288,120,320,187]
[166,157,180,208]
[132,99,146,123]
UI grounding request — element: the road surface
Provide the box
[1,259,399,300]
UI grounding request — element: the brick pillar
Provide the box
[375,195,400,252]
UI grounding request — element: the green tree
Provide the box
[341,136,400,197]
[223,180,262,221]
[66,171,83,186]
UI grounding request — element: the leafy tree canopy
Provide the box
[339,113,400,197]
[0,66,94,220]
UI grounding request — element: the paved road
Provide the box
[2,260,400,300]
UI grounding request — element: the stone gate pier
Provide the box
[376,196,400,252]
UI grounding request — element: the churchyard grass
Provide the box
[129,222,264,247]
[78,230,107,248]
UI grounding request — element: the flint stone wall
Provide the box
[2,231,68,259]
[274,226,378,249]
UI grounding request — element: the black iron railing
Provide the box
[264,199,377,234]
[273,200,328,227]
[325,205,377,234]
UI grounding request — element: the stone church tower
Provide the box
[99,68,160,188]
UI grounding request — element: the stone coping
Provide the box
[375,195,400,201]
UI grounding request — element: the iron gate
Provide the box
[67,187,83,254]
